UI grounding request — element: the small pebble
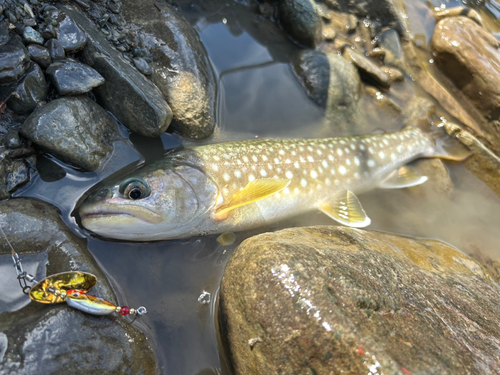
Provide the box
[23,26,43,44]
[133,57,152,75]
[217,232,236,246]
[131,46,146,57]
[45,38,65,60]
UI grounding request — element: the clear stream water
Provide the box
[9,0,500,373]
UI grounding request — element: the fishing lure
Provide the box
[3,226,147,318]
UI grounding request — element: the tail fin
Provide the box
[407,121,471,161]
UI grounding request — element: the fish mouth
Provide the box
[79,204,163,225]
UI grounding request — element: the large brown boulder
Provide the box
[219,226,500,374]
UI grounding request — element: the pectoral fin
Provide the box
[319,190,371,228]
[380,166,428,189]
[216,178,291,215]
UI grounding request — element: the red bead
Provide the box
[120,306,130,316]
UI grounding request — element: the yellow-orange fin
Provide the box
[380,166,428,189]
[216,178,291,215]
[319,190,371,228]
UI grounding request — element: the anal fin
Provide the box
[380,166,428,189]
[319,190,371,228]
[216,178,291,215]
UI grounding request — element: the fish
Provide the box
[78,123,470,241]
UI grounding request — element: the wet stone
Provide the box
[41,24,56,40]
[119,0,216,139]
[61,5,172,137]
[219,226,500,374]
[7,62,48,114]
[56,11,87,52]
[0,34,29,85]
[293,50,360,125]
[279,0,322,48]
[27,44,51,68]
[3,127,22,149]
[0,198,156,374]
[343,48,390,88]
[44,38,65,60]
[22,26,43,44]
[133,56,152,75]
[45,58,104,95]
[21,95,119,171]
[378,28,402,65]
[0,21,9,47]
[6,157,29,191]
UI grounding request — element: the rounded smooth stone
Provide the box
[7,62,48,114]
[44,38,65,60]
[0,34,29,84]
[133,57,152,75]
[22,26,43,45]
[27,44,51,68]
[45,58,105,95]
[56,11,87,52]
[279,0,322,48]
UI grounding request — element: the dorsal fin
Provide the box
[216,178,291,215]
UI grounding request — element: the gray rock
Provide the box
[44,38,65,60]
[0,198,156,374]
[21,95,119,171]
[279,0,322,48]
[0,143,35,198]
[120,0,217,139]
[343,48,390,88]
[321,0,411,40]
[0,34,29,85]
[45,58,105,95]
[293,50,360,125]
[27,44,51,68]
[3,127,22,149]
[0,22,9,47]
[219,226,500,374]
[41,25,56,40]
[60,6,172,138]
[56,11,87,52]
[6,157,29,191]
[378,28,402,65]
[7,62,48,114]
[133,56,152,75]
[22,26,43,45]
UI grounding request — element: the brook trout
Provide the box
[78,124,469,241]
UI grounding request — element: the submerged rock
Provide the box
[219,226,500,374]
[61,6,172,138]
[0,198,156,374]
[0,34,30,85]
[120,0,217,139]
[279,0,322,48]
[343,48,390,88]
[7,62,48,114]
[431,17,500,155]
[20,96,119,171]
[292,50,360,126]
[45,58,105,95]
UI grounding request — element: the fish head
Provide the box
[78,162,217,241]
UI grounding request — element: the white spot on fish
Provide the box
[212,164,219,172]
[260,169,267,177]
[248,174,255,182]
[367,160,375,168]
[307,156,314,162]
[354,157,360,166]
[283,187,290,195]
[339,166,347,175]
[300,156,306,163]
[285,159,291,164]
[274,158,280,164]
[379,151,385,159]
[262,155,268,161]
[322,160,328,168]
[223,188,229,195]
[359,144,366,151]
[369,147,374,154]
[328,154,334,161]
[337,149,343,156]
[301,179,308,187]
[252,155,258,162]
[311,170,318,178]
[317,150,323,155]
[286,171,294,179]
[350,144,356,150]
[344,148,350,154]
[234,170,241,178]
[330,169,336,175]
[326,178,331,186]
[346,159,351,166]
[294,161,300,169]
[391,153,396,161]
[335,179,340,186]
[307,146,313,152]
[294,187,300,194]
[383,139,389,145]
[354,172,360,179]
[243,156,249,163]
[223,173,231,182]
[279,150,285,155]
[214,155,220,161]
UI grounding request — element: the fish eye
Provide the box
[119,178,150,200]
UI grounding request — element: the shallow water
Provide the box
[11,0,500,373]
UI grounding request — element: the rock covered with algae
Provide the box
[219,226,500,374]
